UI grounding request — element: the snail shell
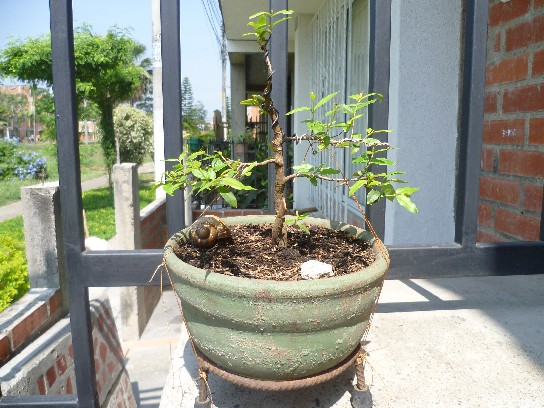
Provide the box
[190,215,231,248]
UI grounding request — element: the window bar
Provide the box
[161,0,185,236]
[366,0,391,239]
[49,0,98,407]
[455,0,488,247]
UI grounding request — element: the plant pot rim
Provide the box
[164,215,389,298]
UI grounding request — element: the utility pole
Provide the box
[221,25,228,141]
[152,0,165,199]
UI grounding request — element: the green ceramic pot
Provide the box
[164,215,388,381]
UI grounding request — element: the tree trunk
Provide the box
[98,101,115,186]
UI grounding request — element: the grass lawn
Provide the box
[0,173,157,311]
[0,142,107,207]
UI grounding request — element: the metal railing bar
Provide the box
[80,250,164,287]
[160,0,185,236]
[0,395,78,407]
[50,0,98,406]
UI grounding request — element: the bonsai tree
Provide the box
[160,10,417,249]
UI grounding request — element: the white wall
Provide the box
[293,14,314,210]
[385,0,463,245]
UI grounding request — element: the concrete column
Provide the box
[113,163,141,250]
[230,59,246,138]
[385,0,462,245]
[293,15,314,209]
[21,183,68,309]
[112,163,145,341]
[152,0,165,200]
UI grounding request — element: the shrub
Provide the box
[112,104,153,165]
[0,139,47,181]
[0,235,29,312]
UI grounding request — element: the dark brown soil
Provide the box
[172,224,376,281]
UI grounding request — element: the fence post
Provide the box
[21,183,68,310]
[112,163,146,341]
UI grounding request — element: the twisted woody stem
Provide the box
[260,39,288,248]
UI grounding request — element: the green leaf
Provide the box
[217,187,238,208]
[293,163,313,173]
[298,223,310,234]
[221,177,255,191]
[162,183,176,196]
[286,106,311,115]
[317,167,340,175]
[314,92,339,110]
[396,187,419,196]
[310,177,318,186]
[366,189,381,205]
[349,179,366,197]
[396,194,418,213]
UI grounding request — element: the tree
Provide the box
[181,76,208,134]
[0,92,28,131]
[0,25,147,178]
[111,104,153,165]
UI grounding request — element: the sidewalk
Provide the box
[0,162,154,222]
[156,274,544,408]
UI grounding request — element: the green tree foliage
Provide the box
[0,25,148,177]
[0,235,29,312]
[0,92,28,127]
[181,76,208,134]
[112,104,153,165]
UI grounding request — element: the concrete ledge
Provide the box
[159,275,544,407]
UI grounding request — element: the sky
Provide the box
[0,0,224,119]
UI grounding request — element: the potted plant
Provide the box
[228,127,254,162]
[159,10,417,383]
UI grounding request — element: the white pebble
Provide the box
[300,260,334,280]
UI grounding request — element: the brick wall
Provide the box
[478,0,544,242]
[0,297,136,407]
[0,289,63,365]
[140,199,167,249]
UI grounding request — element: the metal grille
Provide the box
[308,0,370,223]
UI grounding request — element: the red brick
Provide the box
[480,176,520,206]
[533,49,544,77]
[486,54,529,85]
[0,335,11,362]
[94,358,100,373]
[56,355,68,375]
[483,119,525,144]
[503,85,544,113]
[529,117,544,144]
[37,376,46,395]
[69,344,74,359]
[489,0,530,27]
[477,230,506,243]
[481,147,495,171]
[495,207,540,240]
[524,183,543,212]
[107,361,116,375]
[499,149,544,177]
[485,92,498,114]
[12,303,47,349]
[506,15,544,51]
[537,0,544,9]
[46,365,57,387]
[493,32,501,52]
[100,342,107,363]
[478,203,493,227]
[49,289,62,316]
[66,377,73,394]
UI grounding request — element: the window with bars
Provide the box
[308,0,370,223]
